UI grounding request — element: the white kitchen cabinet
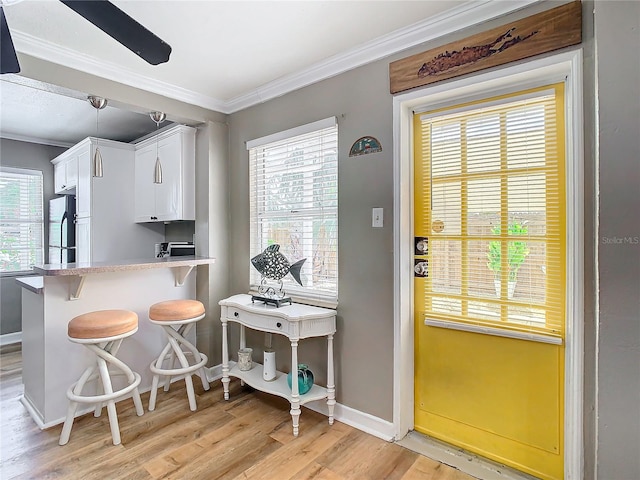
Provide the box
[74,216,91,264]
[53,154,78,194]
[51,137,165,263]
[74,143,92,218]
[134,125,196,223]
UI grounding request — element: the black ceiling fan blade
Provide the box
[60,0,171,66]
[1,7,21,74]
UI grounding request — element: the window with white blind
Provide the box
[414,84,565,339]
[0,166,44,273]
[248,117,338,305]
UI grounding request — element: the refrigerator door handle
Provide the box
[60,212,67,253]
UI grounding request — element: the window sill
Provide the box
[247,289,338,310]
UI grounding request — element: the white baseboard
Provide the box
[305,399,395,441]
[207,363,394,441]
[1,332,22,346]
[19,395,46,429]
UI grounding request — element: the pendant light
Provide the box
[150,111,166,184]
[88,96,107,177]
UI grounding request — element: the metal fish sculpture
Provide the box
[251,244,306,286]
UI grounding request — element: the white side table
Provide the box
[219,294,336,436]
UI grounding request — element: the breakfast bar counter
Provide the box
[33,255,214,276]
[18,256,215,428]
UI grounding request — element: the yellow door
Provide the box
[413,84,566,480]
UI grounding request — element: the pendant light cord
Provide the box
[96,107,99,148]
[156,118,159,159]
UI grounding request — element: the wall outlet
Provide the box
[372,208,383,228]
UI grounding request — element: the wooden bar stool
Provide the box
[59,310,144,446]
[148,299,210,411]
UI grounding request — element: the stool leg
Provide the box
[164,349,176,392]
[97,355,121,446]
[172,324,210,391]
[93,342,108,418]
[59,363,96,445]
[149,340,172,411]
[130,377,144,417]
[181,324,210,392]
[167,332,197,411]
[95,340,144,419]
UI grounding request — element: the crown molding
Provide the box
[11,0,541,115]
[1,132,74,148]
[12,30,228,112]
[224,0,541,113]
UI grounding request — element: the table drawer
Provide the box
[227,307,291,335]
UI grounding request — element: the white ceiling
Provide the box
[0,0,536,146]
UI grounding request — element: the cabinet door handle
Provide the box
[276,322,282,328]
[234,312,239,317]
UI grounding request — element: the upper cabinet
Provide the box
[51,137,164,264]
[52,138,133,219]
[134,125,196,223]
[52,153,78,194]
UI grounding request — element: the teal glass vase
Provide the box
[286,364,314,395]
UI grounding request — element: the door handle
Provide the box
[414,237,428,255]
[414,237,429,277]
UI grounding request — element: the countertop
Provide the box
[32,256,216,276]
[15,276,44,294]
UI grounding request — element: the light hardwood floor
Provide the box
[0,345,474,480]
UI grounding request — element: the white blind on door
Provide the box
[248,117,338,304]
[0,166,44,273]
[415,84,566,339]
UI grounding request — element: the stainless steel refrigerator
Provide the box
[49,196,76,264]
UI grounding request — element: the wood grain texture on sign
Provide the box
[389,1,582,94]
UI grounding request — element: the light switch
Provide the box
[372,208,383,228]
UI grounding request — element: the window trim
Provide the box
[246,117,337,150]
[247,117,339,307]
[0,165,45,276]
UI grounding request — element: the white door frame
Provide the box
[392,49,584,480]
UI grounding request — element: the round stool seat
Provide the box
[149,300,205,322]
[68,310,138,340]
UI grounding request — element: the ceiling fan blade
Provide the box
[1,7,21,74]
[59,0,171,66]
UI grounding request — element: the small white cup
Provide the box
[238,348,253,371]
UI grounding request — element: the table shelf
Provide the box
[228,363,329,405]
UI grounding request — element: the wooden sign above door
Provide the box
[389,1,582,94]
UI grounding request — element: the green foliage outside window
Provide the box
[487,222,530,282]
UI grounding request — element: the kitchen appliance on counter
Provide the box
[155,242,195,257]
[168,242,195,256]
[49,196,76,264]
